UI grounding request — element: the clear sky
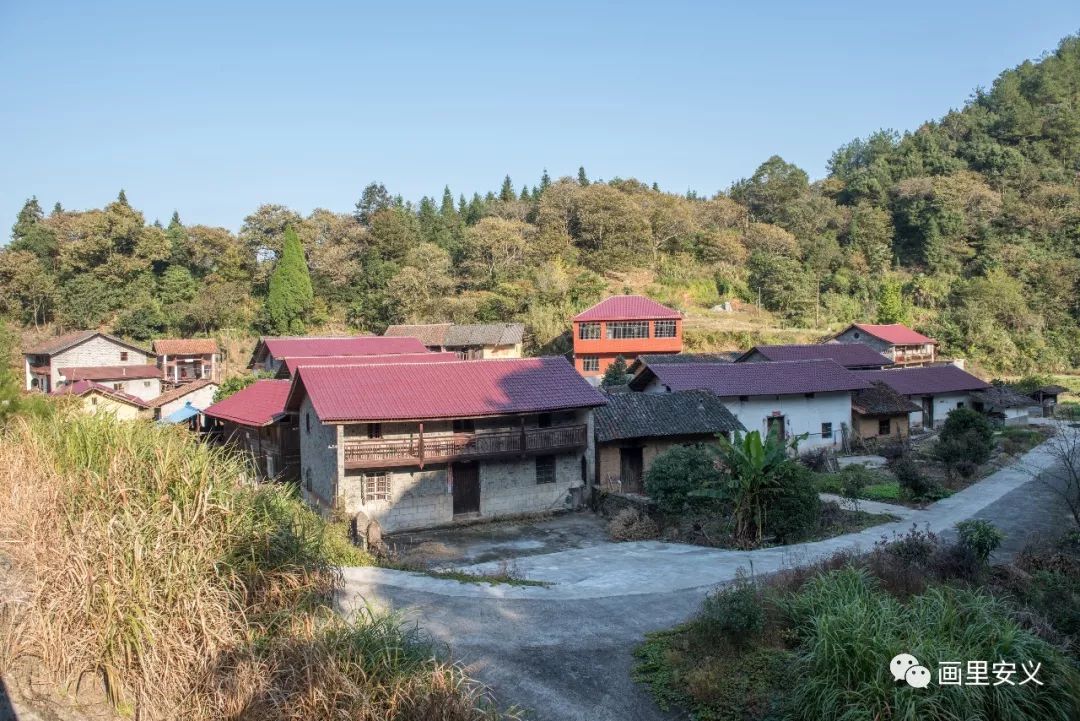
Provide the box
[2,1,1078,231]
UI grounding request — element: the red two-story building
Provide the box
[572,295,683,379]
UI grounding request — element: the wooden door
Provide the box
[452,463,480,515]
[620,447,644,493]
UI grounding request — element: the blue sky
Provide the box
[1,1,1078,231]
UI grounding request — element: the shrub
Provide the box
[934,407,994,469]
[698,574,764,646]
[644,444,723,514]
[955,519,1004,563]
[837,465,874,501]
[765,462,821,543]
[608,507,660,541]
[893,457,932,497]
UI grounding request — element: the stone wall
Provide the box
[341,466,453,531]
[50,336,153,389]
[596,434,719,491]
[299,395,340,511]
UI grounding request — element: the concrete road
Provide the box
[339,438,1070,720]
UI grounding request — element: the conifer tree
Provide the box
[876,278,909,324]
[117,189,129,206]
[51,202,63,215]
[601,355,629,388]
[540,168,551,191]
[457,194,467,216]
[266,226,313,334]
[440,186,456,217]
[519,186,530,201]
[577,166,590,186]
[499,175,514,202]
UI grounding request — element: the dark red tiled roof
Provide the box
[857,366,990,396]
[257,335,428,362]
[288,356,607,422]
[573,295,682,322]
[203,379,291,427]
[153,338,218,355]
[629,359,871,396]
[59,365,161,381]
[736,343,892,368]
[51,380,149,408]
[847,323,935,345]
[277,352,459,378]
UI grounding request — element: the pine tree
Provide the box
[51,202,63,215]
[457,194,467,216]
[499,175,515,202]
[440,186,456,217]
[266,227,313,334]
[540,168,551,191]
[577,166,590,186]
[12,197,43,239]
[519,186,530,201]
[601,355,629,388]
[117,189,129,206]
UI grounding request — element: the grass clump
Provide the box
[0,410,513,720]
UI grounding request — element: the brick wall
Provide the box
[50,336,153,388]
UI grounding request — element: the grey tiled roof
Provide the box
[444,323,525,347]
[852,382,922,415]
[594,389,745,443]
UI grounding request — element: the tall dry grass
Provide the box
[0,409,513,720]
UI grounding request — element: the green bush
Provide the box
[644,444,724,513]
[955,519,1004,563]
[935,408,994,469]
[893,457,932,497]
[698,574,764,646]
[765,462,821,543]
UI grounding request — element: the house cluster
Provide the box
[25,297,1058,538]
[23,331,221,423]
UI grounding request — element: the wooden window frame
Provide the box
[878,418,891,436]
[535,455,556,485]
[364,471,390,502]
[119,351,129,361]
[821,422,833,440]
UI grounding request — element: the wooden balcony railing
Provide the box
[343,423,588,469]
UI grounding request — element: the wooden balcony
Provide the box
[893,348,935,365]
[343,423,588,470]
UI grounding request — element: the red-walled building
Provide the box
[572,295,683,378]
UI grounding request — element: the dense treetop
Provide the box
[2,36,1079,372]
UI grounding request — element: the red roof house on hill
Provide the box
[830,323,938,366]
[202,380,298,481]
[571,295,683,379]
[247,335,429,373]
[286,356,606,534]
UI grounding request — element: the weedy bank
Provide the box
[0,407,515,720]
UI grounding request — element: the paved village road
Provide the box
[338,437,1071,721]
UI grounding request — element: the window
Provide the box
[304,468,313,492]
[535,455,556,484]
[143,380,152,387]
[305,412,311,434]
[878,418,891,436]
[606,321,649,339]
[654,320,676,338]
[852,332,861,339]
[119,351,129,361]
[113,383,123,391]
[538,413,552,428]
[956,402,965,409]
[90,397,98,406]
[452,419,475,433]
[581,356,600,372]
[578,322,600,340]
[821,422,833,440]
[363,472,390,502]
[367,423,382,439]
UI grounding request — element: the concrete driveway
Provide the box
[339,439,1071,720]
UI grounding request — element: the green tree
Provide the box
[499,175,515,202]
[876,277,909,324]
[265,227,313,334]
[601,355,629,387]
[353,182,392,225]
[577,166,590,186]
[9,197,57,261]
[729,155,809,226]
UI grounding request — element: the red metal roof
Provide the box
[848,323,935,345]
[152,338,219,355]
[51,380,149,408]
[629,359,872,397]
[261,335,428,359]
[856,366,990,396]
[59,365,161,381]
[288,356,607,423]
[736,343,892,368]
[573,295,682,322]
[278,352,459,378]
[203,379,291,427]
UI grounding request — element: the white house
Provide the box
[23,330,154,393]
[146,378,219,421]
[856,366,991,429]
[628,359,872,452]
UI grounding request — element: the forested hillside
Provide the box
[2,36,1079,373]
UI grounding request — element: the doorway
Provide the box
[452,463,480,515]
[620,447,644,493]
[766,415,786,441]
[922,397,933,428]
